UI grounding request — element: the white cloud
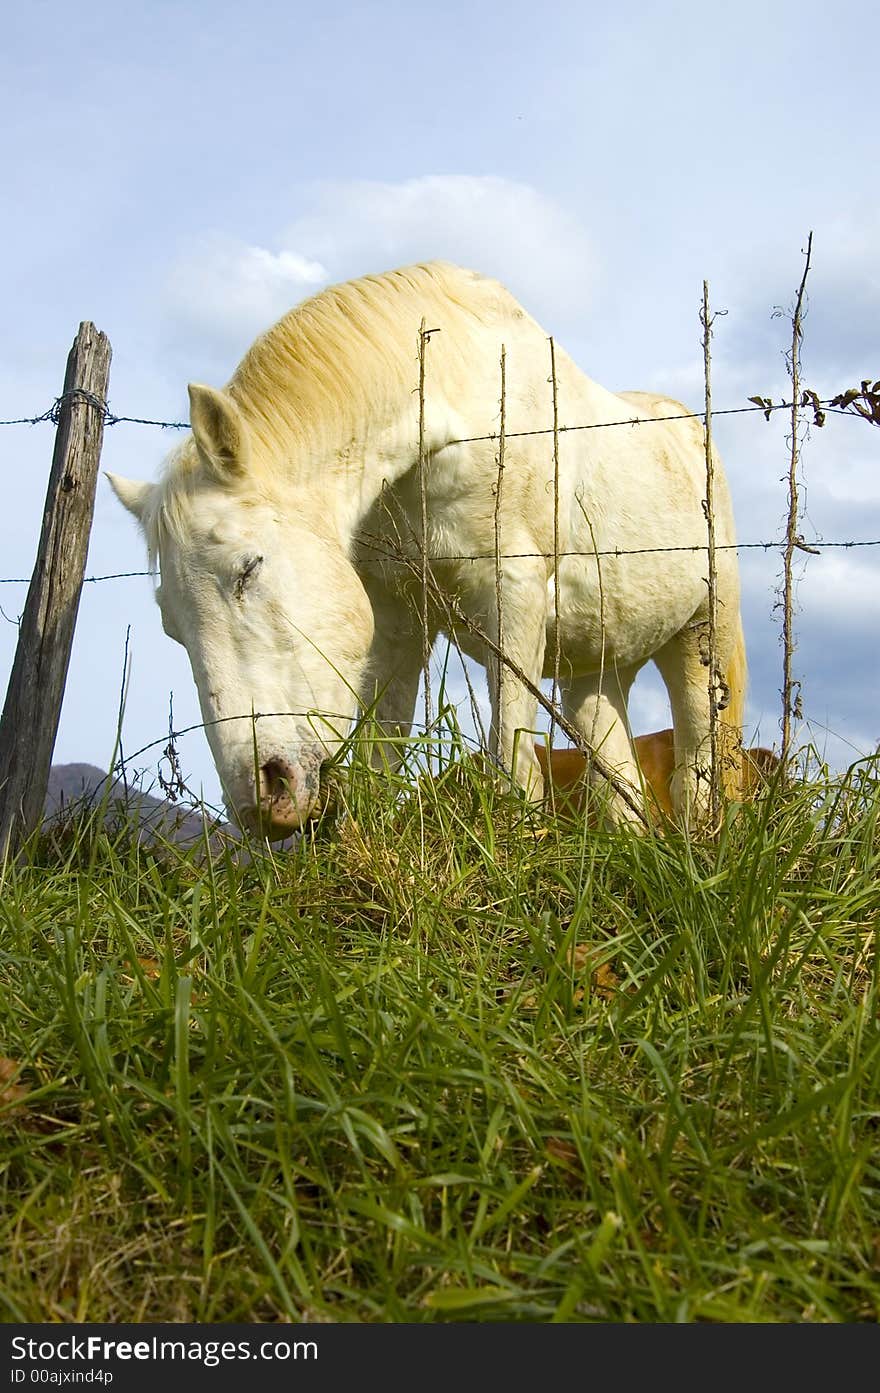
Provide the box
[163,237,328,374]
[161,176,596,377]
[716,212,880,391]
[280,176,596,327]
[795,549,880,632]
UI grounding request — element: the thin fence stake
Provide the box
[417,319,433,749]
[549,337,562,761]
[700,281,722,825]
[493,346,507,758]
[781,232,813,763]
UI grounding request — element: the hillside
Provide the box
[45,761,230,846]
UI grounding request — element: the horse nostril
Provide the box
[261,758,293,801]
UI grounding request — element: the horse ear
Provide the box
[188,384,249,479]
[106,472,154,526]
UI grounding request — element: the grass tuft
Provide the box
[1,731,878,1322]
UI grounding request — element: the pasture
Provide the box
[1,726,878,1323]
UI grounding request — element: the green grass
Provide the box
[1,732,879,1322]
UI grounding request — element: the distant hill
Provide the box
[45,762,236,848]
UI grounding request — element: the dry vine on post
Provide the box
[493,346,507,760]
[548,337,562,772]
[700,281,723,826]
[417,319,434,758]
[780,232,813,764]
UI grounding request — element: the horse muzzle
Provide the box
[234,750,333,839]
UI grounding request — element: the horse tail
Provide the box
[719,612,748,799]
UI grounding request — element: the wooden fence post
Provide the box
[0,322,112,858]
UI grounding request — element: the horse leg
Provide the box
[360,597,434,773]
[652,618,716,823]
[486,571,548,798]
[561,666,645,825]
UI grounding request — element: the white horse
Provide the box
[109,262,746,839]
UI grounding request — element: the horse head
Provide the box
[108,384,374,838]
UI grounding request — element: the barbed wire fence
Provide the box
[0,263,878,841]
[1,399,878,744]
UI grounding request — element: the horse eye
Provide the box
[234,554,263,598]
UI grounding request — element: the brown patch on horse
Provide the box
[537,728,780,823]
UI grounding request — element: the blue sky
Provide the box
[2,0,878,808]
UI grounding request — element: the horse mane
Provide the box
[227,260,490,459]
[144,262,495,562]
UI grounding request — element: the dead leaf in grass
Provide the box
[545,1136,582,1172]
[136,957,162,979]
[593,961,620,1000]
[569,943,592,972]
[0,1057,29,1116]
[568,944,620,1000]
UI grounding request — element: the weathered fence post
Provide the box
[0,322,112,858]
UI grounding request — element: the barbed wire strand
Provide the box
[0,388,868,441]
[0,389,188,430]
[0,537,877,587]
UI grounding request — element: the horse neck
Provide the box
[278,397,455,547]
